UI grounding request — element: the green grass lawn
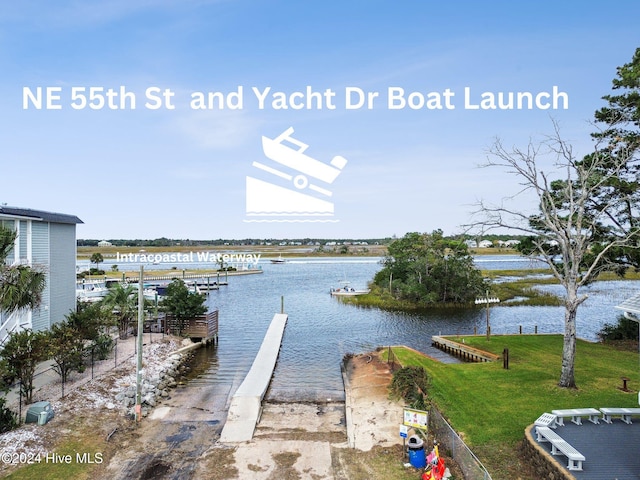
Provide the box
[390,335,640,479]
[4,438,102,480]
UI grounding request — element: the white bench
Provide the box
[600,407,640,425]
[535,426,585,471]
[551,408,600,426]
[534,413,557,428]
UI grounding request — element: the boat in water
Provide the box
[76,281,109,302]
[330,281,370,296]
[270,255,286,264]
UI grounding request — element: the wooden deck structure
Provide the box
[431,335,499,363]
[164,310,219,343]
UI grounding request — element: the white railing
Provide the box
[0,309,23,346]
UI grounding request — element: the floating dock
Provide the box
[219,313,288,443]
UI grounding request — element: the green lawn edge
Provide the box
[388,336,639,475]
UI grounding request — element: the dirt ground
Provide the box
[100,351,411,480]
[0,345,431,480]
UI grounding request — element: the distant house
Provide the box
[98,240,112,247]
[478,240,494,248]
[497,239,521,248]
[0,206,83,343]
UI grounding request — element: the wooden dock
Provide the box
[164,310,219,343]
[431,336,499,363]
[121,269,262,283]
[78,268,262,287]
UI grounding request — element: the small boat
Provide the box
[270,255,286,264]
[126,284,162,301]
[76,281,109,302]
[330,281,370,296]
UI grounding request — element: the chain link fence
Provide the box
[429,406,493,480]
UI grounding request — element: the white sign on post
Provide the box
[399,424,408,438]
[403,407,428,430]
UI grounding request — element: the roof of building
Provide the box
[0,206,83,225]
[615,292,640,316]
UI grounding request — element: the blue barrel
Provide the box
[407,435,426,468]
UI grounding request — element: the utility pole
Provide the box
[135,265,144,422]
[475,290,500,341]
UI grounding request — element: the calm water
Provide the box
[173,256,640,402]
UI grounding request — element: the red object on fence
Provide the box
[421,446,446,480]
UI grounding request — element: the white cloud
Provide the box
[173,110,264,150]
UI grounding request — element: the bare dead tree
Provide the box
[471,121,639,388]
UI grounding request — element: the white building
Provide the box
[0,206,83,343]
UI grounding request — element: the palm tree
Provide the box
[0,225,46,314]
[90,252,104,273]
[100,283,138,339]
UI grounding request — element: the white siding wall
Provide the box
[18,220,28,261]
[49,223,77,326]
[30,222,50,332]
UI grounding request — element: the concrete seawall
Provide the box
[219,313,288,443]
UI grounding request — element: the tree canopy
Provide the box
[373,230,486,305]
[161,279,207,320]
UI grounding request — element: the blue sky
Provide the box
[1,1,639,240]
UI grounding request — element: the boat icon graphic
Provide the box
[245,127,347,222]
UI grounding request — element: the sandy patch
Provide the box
[344,352,405,451]
[235,440,334,479]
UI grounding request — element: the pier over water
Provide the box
[219,313,288,442]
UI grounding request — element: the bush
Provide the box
[0,358,15,391]
[161,279,207,336]
[598,315,639,342]
[1,329,48,404]
[92,334,114,360]
[389,365,430,410]
[0,397,18,433]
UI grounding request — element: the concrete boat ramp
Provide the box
[219,313,288,443]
